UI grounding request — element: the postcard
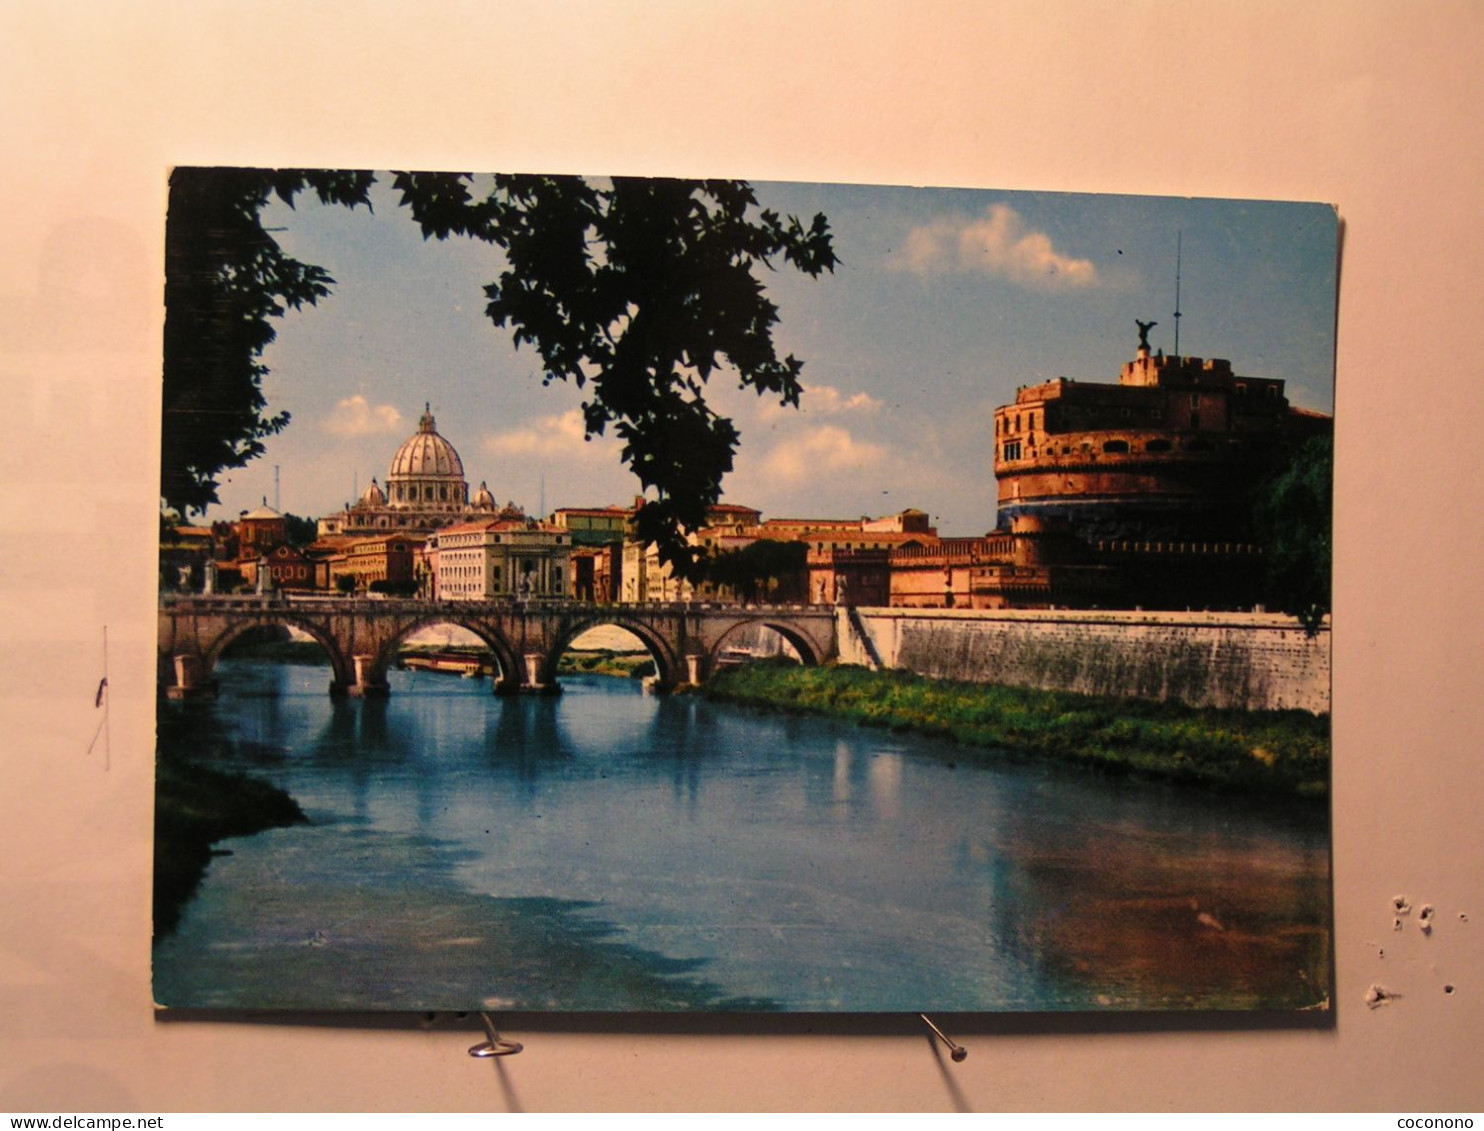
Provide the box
[154,171,1334,1012]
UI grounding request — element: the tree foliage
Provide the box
[162,168,373,516]
[1255,435,1333,635]
[704,539,809,604]
[282,512,320,547]
[391,173,837,577]
[368,577,419,597]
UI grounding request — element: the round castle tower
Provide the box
[992,334,1330,545]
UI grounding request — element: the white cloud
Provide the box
[483,408,618,460]
[322,395,403,436]
[758,383,882,422]
[898,203,1099,289]
[804,384,882,415]
[757,424,889,485]
[718,407,996,530]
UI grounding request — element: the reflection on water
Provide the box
[153,660,1330,1012]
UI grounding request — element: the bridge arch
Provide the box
[372,613,523,692]
[201,613,355,691]
[707,616,828,672]
[541,613,682,689]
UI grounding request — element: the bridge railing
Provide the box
[161,593,832,615]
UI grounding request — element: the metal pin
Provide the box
[920,1013,967,1062]
[467,1012,523,1058]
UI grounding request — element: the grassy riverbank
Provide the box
[557,649,655,678]
[154,735,307,939]
[707,662,1329,798]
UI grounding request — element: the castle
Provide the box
[993,342,1330,544]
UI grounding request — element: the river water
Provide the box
[153,659,1331,1013]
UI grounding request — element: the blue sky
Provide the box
[208,177,1337,536]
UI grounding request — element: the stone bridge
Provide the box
[158,595,839,698]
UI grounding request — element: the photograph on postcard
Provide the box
[154,171,1334,1012]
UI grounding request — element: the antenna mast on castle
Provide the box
[1173,230,1183,356]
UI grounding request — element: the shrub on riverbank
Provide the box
[706,661,1329,798]
[154,741,306,938]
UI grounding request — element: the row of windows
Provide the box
[996,411,1039,435]
[1005,406,1199,433]
[445,564,503,581]
[1001,390,1281,438]
[336,567,387,581]
[392,484,464,503]
[363,515,461,529]
[432,534,569,547]
[1233,382,1281,398]
[441,581,488,595]
[1003,435,1271,460]
[437,561,566,580]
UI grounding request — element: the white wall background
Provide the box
[2,1,1480,1112]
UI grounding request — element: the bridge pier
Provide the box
[685,653,705,685]
[345,654,390,698]
[165,653,217,700]
[519,652,560,696]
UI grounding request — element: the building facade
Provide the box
[324,533,425,594]
[237,503,288,555]
[430,518,573,601]
[569,543,623,602]
[886,517,1118,610]
[252,542,323,592]
[550,503,636,601]
[621,503,765,603]
[549,505,636,547]
[786,513,939,605]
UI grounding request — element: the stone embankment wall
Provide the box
[837,607,1330,714]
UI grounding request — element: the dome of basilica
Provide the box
[316,401,502,538]
[386,404,468,509]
